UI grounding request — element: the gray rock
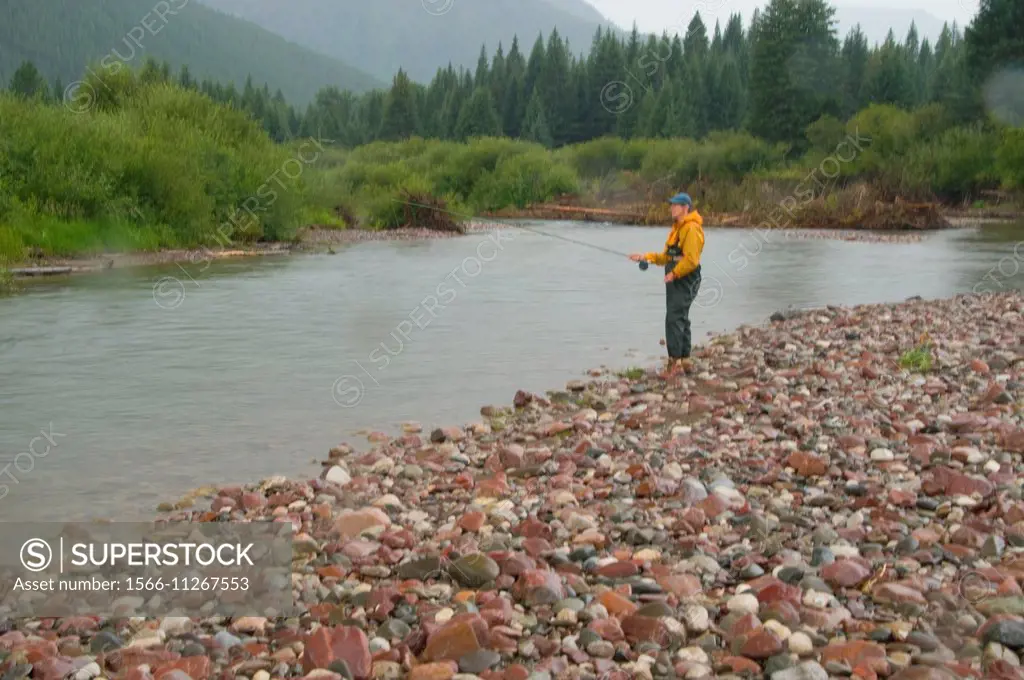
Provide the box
[458,650,501,674]
[770,662,829,680]
[449,553,500,588]
[982,620,1024,649]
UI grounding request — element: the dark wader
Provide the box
[665,247,701,359]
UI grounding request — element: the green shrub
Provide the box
[997,127,1024,190]
[568,137,628,179]
[469,150,579,210]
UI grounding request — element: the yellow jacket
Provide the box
[644,210,704,278]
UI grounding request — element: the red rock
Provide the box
[755,580,803,606]
[721,656,762,674]
[514,517,552,540]
[740,629,783,659]
[761,601,801,628]
[408,661,459,680]
[156,657,211,680]
[0,632,25,650]
[838,435,867,452]
[597,561,639,578]
[589,618,625,642]
[822,560,872,588]
[333,508,391,539]
[697,493,729,519]
[521,537,552,557]
[459,511,486,532]
[241,492,267,509]
[20,639,58,662]
[889,489,917,507]
[598,590,638,617]
[33,657,77,680]
[872,583,927,605]
[422,621,481,662]
[106,649,181,672]
[477,472,510,497]
[821,640,889,674]
[970,359,990,374]
[1001,428,1024,454]
[512,569,564,606]
[621,615,669,644]
[504,664,530,680]
[124,668,155,680]
[726,613,761,641]
[658,574,702,598]
[302,626,372,680]
[786,451,828,477]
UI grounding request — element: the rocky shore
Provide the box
[4,291,1024,680]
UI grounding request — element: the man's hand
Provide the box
[664,272,676,283]
[628,253,644,262]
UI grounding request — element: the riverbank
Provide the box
[4,291,1022,680]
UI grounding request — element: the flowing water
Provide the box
[1,221,1021,521]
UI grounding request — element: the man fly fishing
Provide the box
[630,192,704,375]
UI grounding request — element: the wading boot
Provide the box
[658,358,684,379]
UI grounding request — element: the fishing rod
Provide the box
[394,198,654,271]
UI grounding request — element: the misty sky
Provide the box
[585,0,977,34]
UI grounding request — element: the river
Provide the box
[1,221,1021,521]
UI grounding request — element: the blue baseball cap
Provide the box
[668,192,692,206]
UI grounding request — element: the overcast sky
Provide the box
[585,0,976,34]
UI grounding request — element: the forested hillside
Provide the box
[171,10,986,154]
[195,0,617,83]
[0,0,381,105]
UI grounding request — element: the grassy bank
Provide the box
[2,68,1022,288]
[0,69,322,268]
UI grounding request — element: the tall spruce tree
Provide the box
[378,69,420,141]
[454,86,502,139]
[9,61,49,100]
[747,0,841,146]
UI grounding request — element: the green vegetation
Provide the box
[0,68,316,262]
[0,0,380,106]
[620,367,647,380]
[899,335,934,372]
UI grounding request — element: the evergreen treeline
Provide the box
[12,0,1017,153]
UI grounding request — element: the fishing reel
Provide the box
[638,260,649,271]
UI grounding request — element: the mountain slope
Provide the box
[0,0,381,105]
[196,0,620,83]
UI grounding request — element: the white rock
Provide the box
[803,590,832,609]
[373,494,403,509]
[682,604,710,632]
[677,646,710,664]
[870,448,895,462]
[324,466,351,486]
[727,593,759,615]
[985,460,1002,474]
[788,631,814,655]
[74,663,102,680]
[435,607,455,623]
[764,619,791,641]
[158,617,193,635]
